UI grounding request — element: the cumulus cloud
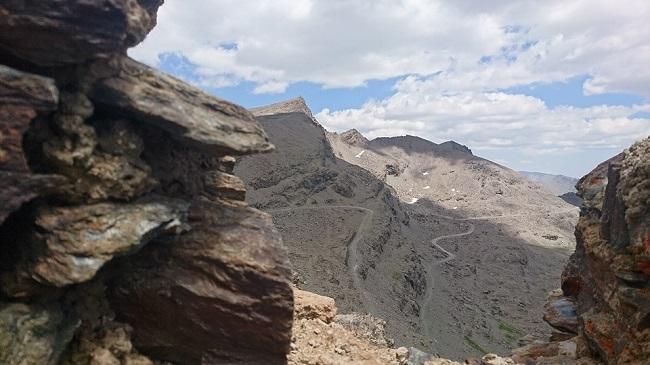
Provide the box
[131,0,650,175]
[316,83,650,157]
[133,0,650,97]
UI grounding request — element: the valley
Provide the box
[235,98,579,359]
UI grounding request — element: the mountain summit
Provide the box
[251,96,314,119]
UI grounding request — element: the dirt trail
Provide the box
[266,205,377,314]
[419,206,578,352]
[268,204,578,353]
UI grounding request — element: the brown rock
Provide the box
[0,65,66,223]
[1,197,189,298]
[562,136,650,364]
[90,56,273,155]
[0,302,79,365]
[203,170,247,201]
[0,65,58,172]
[0,0,162,66]
[294,288,337,323]
[108,198,293,365]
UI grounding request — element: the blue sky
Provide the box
[134,0,650,178]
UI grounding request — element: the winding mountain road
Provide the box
[266,204,578,349]
[419,206,578,350]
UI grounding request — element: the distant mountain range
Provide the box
[517,171,581,206]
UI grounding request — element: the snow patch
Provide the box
[407,198,419,204]
[423,186,430,190]
[422,172,429,176]
[355,150,365,158]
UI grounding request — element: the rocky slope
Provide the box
[0,2,292,364]
[326,127,579,358]
[327,131,577,242]
[235,99,580,360]
[235,100,432,349]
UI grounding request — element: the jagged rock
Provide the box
[39,96,158,203]
[560,136,650,364]
[203,170,247,201]
[89,56,273,155]
[339,128,369,147]
[294,288,337,323]
[0,0,162,66]
[0,197,189,298]
[251,96,315,119]
[0,302,79,365]
[108,198,293,365]
[543,291,578,334]
[0,65,58,172]
[0,65,66,223]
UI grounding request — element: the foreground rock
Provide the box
[559,137,650,364]
[0,1,292,364]
[0,0,162,66]
[1,198,189,298]
[0,65,66,223]
[109,199,293,364]
[0,302,78,365]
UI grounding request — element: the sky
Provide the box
[131,0,650,178]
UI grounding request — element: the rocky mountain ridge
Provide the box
[1,2,649,364]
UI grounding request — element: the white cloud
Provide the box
[132,0,650,97]
[316,83,650,155]
[130,0,650,175]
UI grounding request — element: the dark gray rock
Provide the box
[0,0,162,66]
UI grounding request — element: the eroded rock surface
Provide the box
[562,137,650,364]
[0,1,292,364]
[0,0,162,66]
[109,198,293,364]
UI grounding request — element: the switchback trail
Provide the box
[266,205,378,314]
[419,207,578,351]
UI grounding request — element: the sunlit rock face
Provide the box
[0,1,293,364]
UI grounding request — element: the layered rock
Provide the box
[561,137,650,364]
[0,1,293,364]
[510,137,650,365]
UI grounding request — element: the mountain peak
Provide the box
[339,129,369,146]
[250,97,314,118]
[439,140,473,155]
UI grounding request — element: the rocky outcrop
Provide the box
[510,137,650,364]
[0,1,292,364]
[561,137,650,364]
[0,65,67,223]
[0,0,162,66]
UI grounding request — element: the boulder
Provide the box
[0,302,79,365]
[89,56,273,155]
[542,291,578,334]
[1,197,189,298]
[108,198,293,365]
[0,0,162,66]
